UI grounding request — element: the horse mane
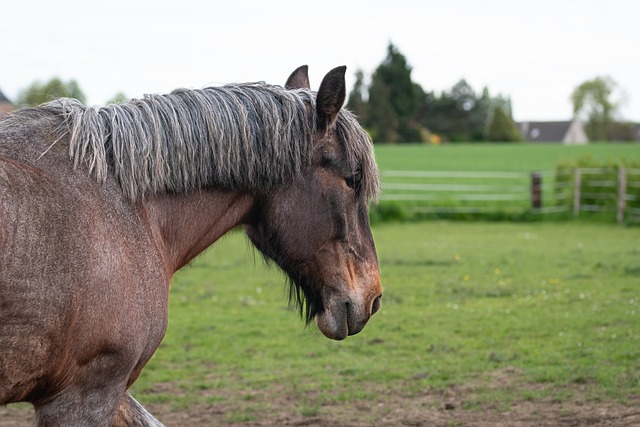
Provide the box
[5,83,379,203]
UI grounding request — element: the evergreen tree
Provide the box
[366,43,424,143]
[447,79,476,141]
[420,80,483,142]
[347,41,520,143]
[470,87,493,141]
[485,105,522,142]
[346,69,368,123]
[420,82,516,142]
[367,75,399,143]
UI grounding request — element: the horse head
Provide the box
[245,66,382,340]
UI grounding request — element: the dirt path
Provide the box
[3,389,639,427]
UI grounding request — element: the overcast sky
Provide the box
[2,0,639,121]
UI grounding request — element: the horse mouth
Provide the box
[315,294,382,340]
[315,309,350,340]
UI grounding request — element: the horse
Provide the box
[0,65,382,426]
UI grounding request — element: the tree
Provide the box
[349,42,518,143]
[418,81,503,142]
[571,76,618,141]
[366,43,425,143]
[485,105,522,142]
[346,69,368,123]
[16,78,86,106]
[469,87,494,141]
[367,76,399,142]
[107,92,128,104]
[444,80,477,141]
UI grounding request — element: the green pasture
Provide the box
[373,142,640,172]
[133,221,640,421]
[370,143,640,221]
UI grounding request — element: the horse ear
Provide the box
[316,66,346,131]
[285,65,310,89]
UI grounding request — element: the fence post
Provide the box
[617,167,627,224]
[531,172,542,209]
[573,168,581,217]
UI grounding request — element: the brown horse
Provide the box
[0,66,381,426]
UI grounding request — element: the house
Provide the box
[0,88,13,117]
[517,119,589,144]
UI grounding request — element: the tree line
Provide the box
[9,44,635,143]
[349,43,635,143]
[347,43,521,143]
[12,78,127,107]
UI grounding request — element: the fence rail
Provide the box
[380,168,640,223]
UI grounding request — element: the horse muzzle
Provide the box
[315,290,382,340]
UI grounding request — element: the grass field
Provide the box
[131,144,640,424]
[371,143,640,222]
[373,142,640,172]
[3,144,640,426]
[95,220,640,425]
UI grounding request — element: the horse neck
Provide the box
[142,190,254,273]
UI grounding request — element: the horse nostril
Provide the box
[370,295,382,315]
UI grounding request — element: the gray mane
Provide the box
[5,83,379,202]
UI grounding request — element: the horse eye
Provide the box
[345,172,362,191]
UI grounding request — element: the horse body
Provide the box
[0,66,381,425]
[1,125,170,423]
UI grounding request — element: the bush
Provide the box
[369,202,407,224]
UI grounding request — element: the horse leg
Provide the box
[111,392,164,427]
[33,365,164,427]
[35,391,164,427]
[34,386,165,427]
[33,351,143,426]
[34,385,125,427]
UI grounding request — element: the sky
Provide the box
[2,0,639,122]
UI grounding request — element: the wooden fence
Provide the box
[570,167,640,223]
[380,168,640,223]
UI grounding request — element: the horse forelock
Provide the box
[6,83,379,203]
[335,108,380,204]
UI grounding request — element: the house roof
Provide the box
[517,121,573,142]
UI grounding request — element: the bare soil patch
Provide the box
[2,395,639,426]
[2,368,639,426]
